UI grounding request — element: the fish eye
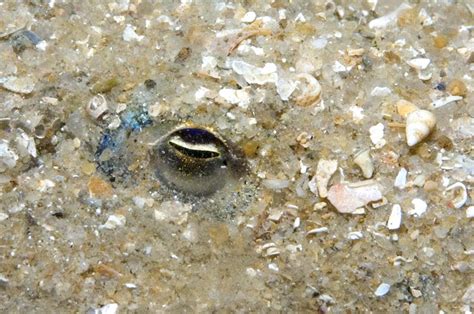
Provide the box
[152,126,245,195]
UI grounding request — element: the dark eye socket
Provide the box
[169,140,220,159]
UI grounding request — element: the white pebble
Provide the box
[231,60,278,85]
[0,212,9,221]
[394,168,407,189]
[123,24,144,42]
[268,263,279,272]
[374,283,391,297]
[0,76,36,94]
[370,86,391,97]
[387,204,402,230]
[262,179,289,190]
[407,58,431,70]
[467,206,474,219]
[0,141,19,172]
[100,214,126,230]
[241,11,257,23]
[409,198,427,217]
[347,231,364,240]
[369,123,386,148]
[92,303,118,314]
[218,88,251,109]
[368,3,411,29]
[311,37,328,49]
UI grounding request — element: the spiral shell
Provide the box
[405,109,436,147]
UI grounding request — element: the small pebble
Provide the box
[447,79,467,97]
[0,76,36,94]
[100,214,126,230]
[387,204,402,230]
[374,283,391,297]
[241,11,257,23]
[394,168,407,189]
[315,159,338,198]
[409,198,427,217]
[88,176,113,198]
[467,206,474,219]
[0,212,9,221]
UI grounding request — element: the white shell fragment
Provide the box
[100,214,126,230]
[218,88,251,108]
[16,131,37,158]
[86,94,108,119]
[306,227,329,235]
[315,159,338,198]
[374,283,391,297]
[431,95,463,109]
[327,180,383,214]
[154,201,191,224]
[91,303,119,314]
[445,182,468,209]
[370,86,391,97]
[368,3,411,29]
[241,11,257,23]
[394,168,408,189]
[347,231,364,240]
[0,76,36,94]
[0,212,9,221]
[0,141,18,172]
[293,73,322,107]
[405,110,436,146]
[354,149,374,178]
[387,204,402,230]
[262,179,290,190]
[409,198,427,217]
[369,123,386,148]
[231,60,278,85]
[462,284,474,304]
[123,24,144,42]
[467,206,474,219]
[407,58,431,70]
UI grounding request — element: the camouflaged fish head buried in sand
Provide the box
[151,125,247,195]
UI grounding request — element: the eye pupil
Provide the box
[153,126,245,195]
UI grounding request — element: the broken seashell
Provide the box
[406,110,436,146]
[327,180,383,214]
[409,198,427,217]
[445,182,468,209]
[431,95,463,109]
[394,167,407,189]
[368,3,411,29]
[407,58,431,70]
[387,204,402,230]
[315,159,338,198]
[354,149,374,178]
[293,73,322,107]
[86,94,108,119]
